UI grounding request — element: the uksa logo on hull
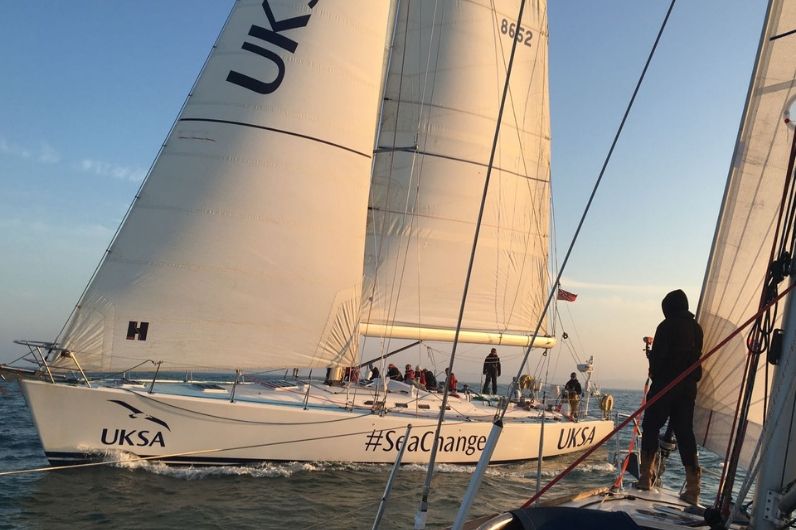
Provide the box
[101,428,165,448]
[100,399,170,448]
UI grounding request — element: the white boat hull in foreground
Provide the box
[19,379,613,465]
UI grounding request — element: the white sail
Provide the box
[55,0,392,371]
[695,0,796,468]
[362,0,553,346]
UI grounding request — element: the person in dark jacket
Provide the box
[386,363,403,381]
[564,372,582,420]
[482,348,501,394]
[637,289,703,505]
[423,369,437,391]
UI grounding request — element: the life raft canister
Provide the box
[600,394,614,414]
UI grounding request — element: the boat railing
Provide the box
[230,369,241,403]
[148,361,162,393]
[8,339,100,387]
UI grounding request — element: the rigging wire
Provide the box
[495,0,679,426]
[450,3,679,521]
[415,2,529,527]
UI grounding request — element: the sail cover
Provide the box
[362,0,553,346]
[55,0,392,371]
[695,0,796,468]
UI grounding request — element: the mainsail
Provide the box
[54,1,392,371]
[695,0,796,468]
[362,0,554,347]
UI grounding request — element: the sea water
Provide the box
[0,380,727,529]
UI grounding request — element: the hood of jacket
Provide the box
[661,289,689,318]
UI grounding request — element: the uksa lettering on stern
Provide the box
[556,426,596,450]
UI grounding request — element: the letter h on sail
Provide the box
[126,321,149,341]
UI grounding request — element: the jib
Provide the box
[101,428,166,447]
[227,0,319,94]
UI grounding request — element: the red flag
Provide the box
[557,288,577,302]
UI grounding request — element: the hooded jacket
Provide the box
[649,289,703,391]
[483,351,501,376]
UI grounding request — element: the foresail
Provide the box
[55,1,392,372]
[363,0,552,345]
[695,0,796,468]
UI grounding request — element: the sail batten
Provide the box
[55,0,392,372]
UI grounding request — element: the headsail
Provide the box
[362,0,554,347]
[695,0,796,468]
[54,1,392,371]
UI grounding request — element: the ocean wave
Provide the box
[101,454,616,481]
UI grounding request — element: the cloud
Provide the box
[0,138,32,159]
[37,142,60,164]
[78,158,146,183]
[559,277,695,294]
[0,217,114,240]
[0,137,61,164]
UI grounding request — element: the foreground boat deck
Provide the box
[102,377,582,424]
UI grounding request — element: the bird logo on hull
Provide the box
[100,399,170,448]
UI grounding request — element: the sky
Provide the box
[0,1,768,389]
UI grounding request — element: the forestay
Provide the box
[54,0,392,371]
[362,0,554,347]
[695,0,796,468]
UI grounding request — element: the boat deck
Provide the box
[94,377,584,424]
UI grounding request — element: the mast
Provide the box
[752,283,796,528]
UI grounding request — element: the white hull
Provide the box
[19,379,613,466]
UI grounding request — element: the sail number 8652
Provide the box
[500,18,533,46]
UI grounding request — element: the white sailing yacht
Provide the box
[469,0,796,527]
[2,0,612,466]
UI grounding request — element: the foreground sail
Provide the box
[694,0,796,470]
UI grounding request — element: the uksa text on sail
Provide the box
[227,0,319,95]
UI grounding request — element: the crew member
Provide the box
[417,366,426,389]
[482,348,501,394]
[564,372,582,420]
[638,289,702,505]
[386,363,403,381]
[368,363,380,380]
[423,369,437,391]
[444,367,458,395]
[404,364,415,383]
